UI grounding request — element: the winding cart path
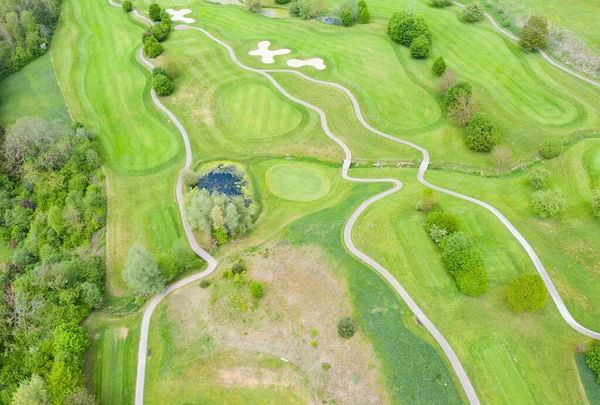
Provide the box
[104,2,600,405]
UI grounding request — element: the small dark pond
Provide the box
[197,164,246,197]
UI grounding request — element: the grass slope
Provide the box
[0,54,70,126]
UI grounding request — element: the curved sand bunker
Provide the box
[166,8,195,23]
[249,41,291,64]
[287,58,326,70]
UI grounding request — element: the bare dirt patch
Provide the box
[165,244,390,404]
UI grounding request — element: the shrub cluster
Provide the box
[123,0,133,12]
[249,281,264,298]
[289,0,318,19]
[336,316,356,338]
[186,188,253,245]
[532,189,566,218]
[429,0,452,6]
[246,0,261,13]
[0,118,106,403]
[424,209,487,296]
[143,4,172,58]
[432,56,446,76]
[587,343,600,383]
[539,137,564,159]
[506,274,547,313]
[337,0,369,27]
[388,12,431,58]
[528,167,549,189]
[152,71,174,96]
[465,112,498,152]
[520,15,549,51]
[460,4,483,23]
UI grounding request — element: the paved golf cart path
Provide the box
[105,2,600,405]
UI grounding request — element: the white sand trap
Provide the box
[249,41,291,64]
[165,9,195,23]
[287,58,326,70]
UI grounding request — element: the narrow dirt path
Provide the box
[103,2,600,405]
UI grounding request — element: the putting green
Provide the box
[266,164,330,201]
[220,83,303,139]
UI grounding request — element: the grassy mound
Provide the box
[266,163,331,201]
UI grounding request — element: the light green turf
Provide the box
[84,313,141,405]
[352,166,588,404]
[148,205,180,252]
[51,0,181,174]
[220,83,303,138]
[0,53,70,126]
[266,163,331,201]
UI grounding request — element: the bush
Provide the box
[448,92,478,126]
[249,281,264,298]
[232,260,246,275]
[520,15,549,51]
[592,190,600,218]
[587,343,600,383]
[445,81,472,107]
[430,0,452,6]
[506,274,547,312]
[275,0,291,4]
[429,224,448,244]
[388,12,430,47]
[151,25,167,42]
[461,4,483,23]
[358,5,370,23]
[336,316,356,338]
[443,244,483,278]
[528,168,549,189]
[199,279,210,288]
[465,112,498,152]
[340,7,353,26]
[246,0,261,13]
[159,10,172,30]
[181,169,197,187]
[289,0,317,19]
[152,74,174,96]
[214,228,228,245]
[122,243,165,295]
[410,34,430,58]
[532,189,566,218]
[426,211,460,234]
[322,362,331,371]
[416,188,437,213]
[144,38,163,58]
[432,56,446,76]
[539,137,564,159]
[149,3,161,21]
[123,0,133,12]
[456,266,487,296]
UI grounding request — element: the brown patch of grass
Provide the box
[165,244,390,404]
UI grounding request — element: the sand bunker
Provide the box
[287,58,326,70]
[249,41,291,64]
[165,9,195,23]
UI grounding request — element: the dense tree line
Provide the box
[0,118,105,404]
[0,0,62,80]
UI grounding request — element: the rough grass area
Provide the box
[146,243,391,404]
[352,166,589,404]
[266,163,331,201]
[575,354,600,404]
[0,54,70,125]
[219,83,303,139]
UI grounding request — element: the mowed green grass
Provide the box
[0,53,70,125]
[84,313,141,405]
[220,83,303,138]
[266,163,331,201]
[51,0,181,174]
[137,0,599,168]
[148,205,180,252]
[351,167,589,404]
[426,139,600,329]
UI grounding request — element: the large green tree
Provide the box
[387,12,430,47]
[520,15,549,51]
[122,243,165,295]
